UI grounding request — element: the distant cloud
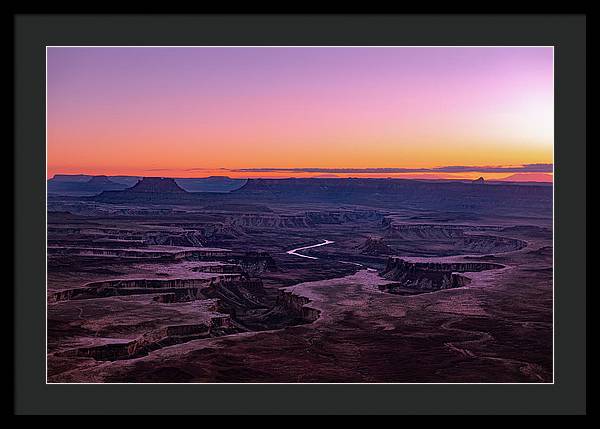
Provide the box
[229,164,553,174]
[184,167,229,172]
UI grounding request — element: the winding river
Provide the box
[285,239,376,271]
[285,239,334,259]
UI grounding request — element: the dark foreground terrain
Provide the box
[47,177,553,382]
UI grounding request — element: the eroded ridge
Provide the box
[276,290,321,325]
[379,257,504,293]
[56,318,238,361]
[48,253,322,364]
[49,274,260,302]
[47,246,231,259]
[380,221,528,256]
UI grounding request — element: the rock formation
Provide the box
[379,257,503,292]
[95,177,199,203]
[357,237,393,255]
[128,177,188,193]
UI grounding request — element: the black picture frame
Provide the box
[14,14,586,415]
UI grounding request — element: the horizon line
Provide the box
[48,172,554,184]
[49,163,554,175]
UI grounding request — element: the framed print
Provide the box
[14,13,586,415]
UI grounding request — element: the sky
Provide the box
[47,47,554,181]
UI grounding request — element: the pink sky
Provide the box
[47,47,553,181]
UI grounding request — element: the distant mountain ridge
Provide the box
[232,178,552,217]
[51,175,552,218]
[47,175,129,196]
[48,174,247,195]
[496,173,553,183]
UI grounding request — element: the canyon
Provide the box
[47,176,553,383]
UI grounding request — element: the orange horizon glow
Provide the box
[46,167,553,183]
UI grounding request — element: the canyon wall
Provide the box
[380,257,503,292]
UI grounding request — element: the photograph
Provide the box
[45,46,555,384]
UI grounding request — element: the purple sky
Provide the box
[47,47,554,179]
